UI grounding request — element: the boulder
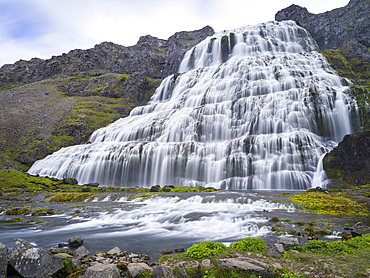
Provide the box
[74,246,89,259]
[153,265,175,278]
[68,236,84,248]
[127,263,153,278]
[150,185,161,192]
[8,238,64,278]
[218,257,276,277]
[82,263,121,278]
[63,177,78,185]
[107,247,121,256]
[265,243,284,257]
[351,222,370,237]
[276,237,299,248]
[0,242,7,278]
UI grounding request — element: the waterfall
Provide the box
[28,21,357,190]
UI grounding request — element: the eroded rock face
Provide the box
[8,238,64,278]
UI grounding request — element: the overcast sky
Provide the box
[0,0,349,67]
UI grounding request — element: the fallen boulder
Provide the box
[63,177,78,185]
[265,243,284,257]
[8,238,64,278]
[276,236,299,248]
[74,246,89,259]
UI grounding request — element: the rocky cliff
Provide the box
[0,26,214,169]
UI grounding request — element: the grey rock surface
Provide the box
[0,242,7,278]
[82,263,121,278]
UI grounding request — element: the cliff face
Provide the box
[0,26,214,169]
[275,0,369,53]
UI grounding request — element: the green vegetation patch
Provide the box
[287,192,369,216]
[229,237,267,253]
[304,234,370,254]
[49,192,95,202]
[184,241,227,260]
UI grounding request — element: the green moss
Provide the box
[31,208,55,216]
[5,208,31,215]
[49,192,95,202]
[287,192,369,216]
[128,192,159,201]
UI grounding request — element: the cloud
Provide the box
[0,0,349,67]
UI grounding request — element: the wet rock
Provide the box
[82,263,121,278]
[74,246,89,259]
[265,243,284,257]
[127,263,153,278]
[107,247,121,256]
[150,185,161,192]
[276,236,299,248]
[8,238,64,278]
[54,253,73,260]
[0,242,7,278]
[351,222,370,237]
[68,236,84,248]
[83,182,99,187]
[218,257,276,276]
[153,265,175,278]
[49,247,61,254]
[63,177,78,185]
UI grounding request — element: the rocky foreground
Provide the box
[0,221,369,278]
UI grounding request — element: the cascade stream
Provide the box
[28,20,358,190]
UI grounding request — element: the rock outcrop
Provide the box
[275,0,369,54]
[0,243,7,278]
[323,130,370,187]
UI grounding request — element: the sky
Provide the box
[0,0,349,67]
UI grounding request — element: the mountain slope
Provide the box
[0,26,214,169]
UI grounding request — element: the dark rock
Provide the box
[150,185,161,192]
[218,257,276,276]
[82,263,121,278]
[63,177,78,185]
[73,246,89,259]
[0,242,7,278]
[68,236,84,248]
[83,182,99,187]
[127,263,153,278]
[323,131,370,188]
[174,248,185,253]
[350,222,370,237]
[153,265,175,278]
[8,238,64,278]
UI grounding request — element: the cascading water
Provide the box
[28,20,358,190]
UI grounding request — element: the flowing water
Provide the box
[2,191,365,260]
[28,21,358,190]
[16,21,363,256]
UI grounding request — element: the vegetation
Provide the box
[287,191,369,216]
[229,237,267,253]
[184,241,227,260]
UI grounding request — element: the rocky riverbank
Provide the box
[1,223,369,278]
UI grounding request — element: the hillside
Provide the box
[0,26,214,169]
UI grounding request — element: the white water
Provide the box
[28,21,357,189]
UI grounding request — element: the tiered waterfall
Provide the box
[28,21,358,190]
